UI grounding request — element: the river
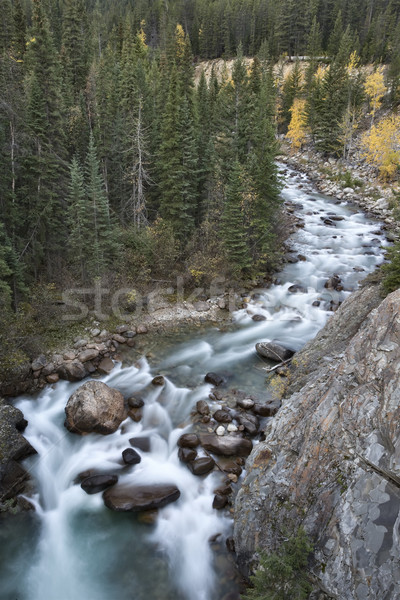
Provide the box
[0,165,388,600]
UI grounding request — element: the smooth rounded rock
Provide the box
[196,400,210,415]
[200,434,253,457]
[187,456,215,476]
[177,433,199,448]
[122,448,141,465]
[213,493,228,509]
[205,372,225,386]
[213,410,232,424]
[81,474,118,494]
[178,447,197,463]
[128,397,144,409]
[236,398,255,410]
[103,484,180,512]
[97,357,115,375]
[256,342,295,362]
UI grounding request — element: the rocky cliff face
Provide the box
[234,285,400,600]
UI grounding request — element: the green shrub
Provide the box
[243,527,314,600]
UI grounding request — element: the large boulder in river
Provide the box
[65,381,126,435]
[103,483,180,512]
[235,287,400,599]
[256,342,295,362]
[200,434,252,457]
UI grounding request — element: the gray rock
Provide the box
[213,493,228,509]
[256,342,295,362]
[103,484,180,512]
[65,381,126,435]
[178,447,197,463]
[128,397,144,409]
[74,339,88,349]
[57,360,87,382]
[187,456,215,475]
[196,400,210,415]
[213,409,233,423]
[122,448,141,465]
[115,325,129,334]
[81,474,118,494]
[97,357,115,375]
[77,348,99,363]
[205,372,225,386]
[236,398,255,410]
[31,355,47,371]
[177,433,200,448]
[253,401,281,417]
[136,325,148,334]
[200,434,253,457]
[237,413,259,436]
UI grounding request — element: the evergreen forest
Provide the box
[1,0,400,365]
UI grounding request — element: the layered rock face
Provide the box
[234,287,400,600]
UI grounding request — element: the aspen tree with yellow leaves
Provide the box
[364,67,387,126]
[286,98,309,150]
[361,114,400,179]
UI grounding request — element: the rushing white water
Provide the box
[1,165,388,600]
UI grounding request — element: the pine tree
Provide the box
[61,0,88,105]
[158,66,197,243]
[67,155,88,278]
[85,133,118,277]
[221,160,251,277]
[313,30,351,155]
[247,73,282,272]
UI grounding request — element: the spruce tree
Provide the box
[221,160,251,277]
[85,133,118,278]
[61,0,88,105]
[158,66,197,243]
[67,155,88,279]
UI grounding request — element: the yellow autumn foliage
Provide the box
[175,24,186,61]
[286,98,309,150]
[364,67,387,122]
[361,114,400,180]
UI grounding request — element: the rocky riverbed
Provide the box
[279,143,400,233]
[234,283,400,600]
